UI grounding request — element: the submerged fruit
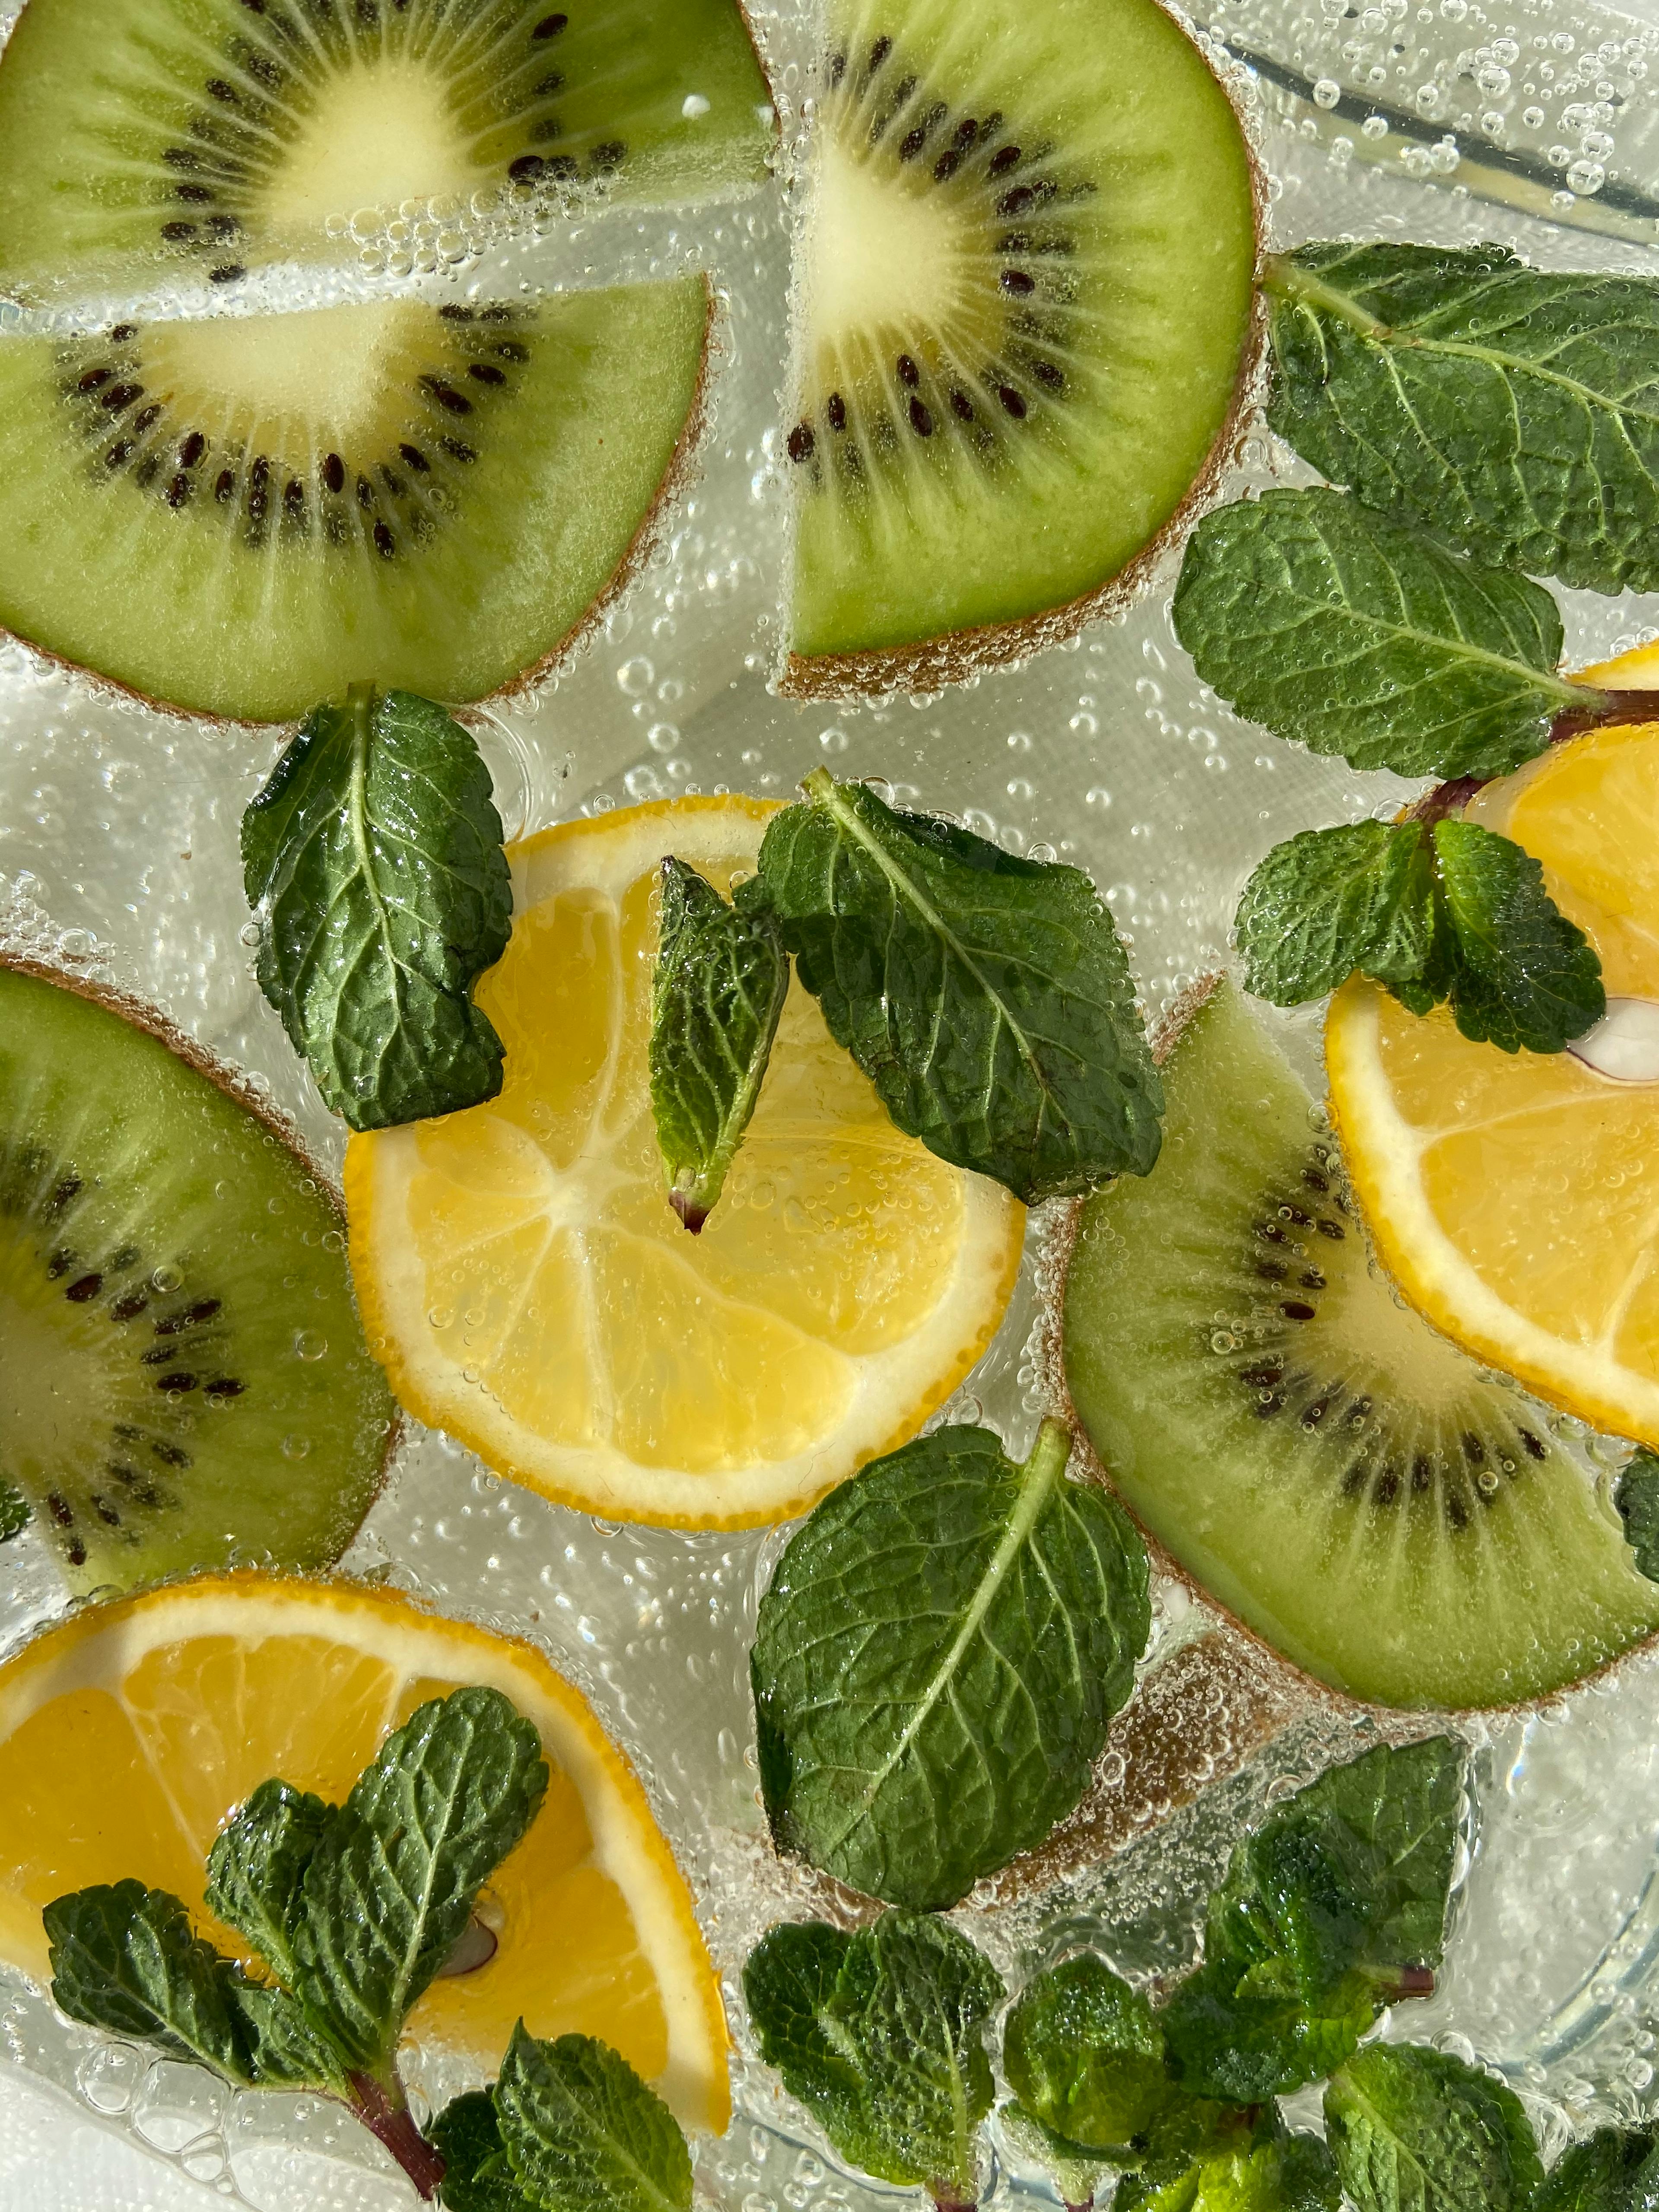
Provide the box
[781,0,1259,695]
[0,963,393,1590]
[0,1573,728,2126]
[0,283,710,721]
[345,794,1023,1528]
[1062,979,1659,1709]
[0,0,772,302]
[1328,699,1659,1447]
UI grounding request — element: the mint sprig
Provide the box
[242,683,513,1131]
[1235,817,1604,1054]
[1115,2117,1341,2211]
[648,855,789,1232]
[1534,2122,1659,2210]
[1324,2042,1543,2212]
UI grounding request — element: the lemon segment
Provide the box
[346,795,1023,1528]
[0,1574,728,2130]
[1327,669,1659,1446]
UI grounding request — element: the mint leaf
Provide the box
[1616,1450,1659,1583]
[226,1978,346,2092]
[0,1478,27,1541]
[1160,1958,1375,2107]
[432,2090,528,2212]
[1265,244,1659,597]
[1325,2042,1543,2212]
[493,2024,692,2212]
[206,1778,334,1991]
[1535,2124,1659,2211]
[752,1417,1150,1910]
[742,769,1163,1200]
[744,1911,1004,2198]
[1003,1955,1171,2157]
[1171,488,1599,780]
[1421,819,1604,1053]
[1235,823,1435,1004]
[648,856,788,1232]
[292,1687,547,2079]
[1118,2122,1342,2212]
[242,683,513,1131]
[45,1880,256,2084]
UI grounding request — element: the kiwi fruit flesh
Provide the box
[0,963,394,1592]
[0,282,709,721]
[0,0,772,303]
[1062,979,1659,1710]
[780,0,1259,695]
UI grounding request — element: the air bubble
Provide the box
[294,1330,327,1361]
[1313,76,1342,107]
[152,1263,184,1294]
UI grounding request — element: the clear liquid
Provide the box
[6,0,1659,2199]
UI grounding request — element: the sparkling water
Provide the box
[6,0,1659,2199]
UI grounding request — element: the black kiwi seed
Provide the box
[787,422,815,463]
[356,473,375,508]
[374,520,396,557]
[105,440,134,470]
[165,474,191,508]
[1033,361,1065,390]
[78,367,111,392]
[398,442,431,472]
[161,221,197,242]
[210,263,247,284]
[440,437,477,464]
[989,144,1021,174]
[949,389,974,420]
[423,376,473,414]
[322,451,345,494]
[908,398,933,436]
[531,9,567,32]
[867,34,892,70]
[1000,270,1035,296]
[896,353,919,387]
[214,468,235,502]
[826,392,847,432]
[179,431,207,466]
[509,154,546,183]
[997,385,1027,418]
[467,362,506,386]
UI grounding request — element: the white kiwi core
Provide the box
[801,130,980,381]
[253,61,482,233]
[139,299,426,449]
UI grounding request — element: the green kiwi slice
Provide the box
[0,962,395,1592]
[0,0,772,303]
[0,282,709,721]
[779,0,1260,696]
[1062,979,1659,1710]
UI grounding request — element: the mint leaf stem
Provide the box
[348,2068,447,2201]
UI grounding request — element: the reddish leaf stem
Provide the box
[346,2071,447,2201]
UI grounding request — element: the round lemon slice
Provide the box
[346,795,1023,1527]
[1327,642,1659,1445]
[0,1573,727,2127]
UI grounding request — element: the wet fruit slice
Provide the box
[0,0,772,304]
[0,963,393,1592]
[1328,672,1659,1447]
[0,1573,727,2126]
[1063,979,1659,1709]
[346,794,1023,1527]
[0,283,709,722]
[780,0,1259,695]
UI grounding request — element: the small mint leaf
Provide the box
[1234,823,1435,1004]
[1534,2123,1659,2211]
[1617,1450,1659,1584]
[45,1880,256,2085]
[205,1777,334,1991]
[226,1980,346,2092]
[494,2023,692,2212]
[433,2090,532,2212]
[1325,2042,1543,2212]
[1426,819,1604,1054]
[1116,2120,1342,2211]
[1002,1955,1170,2157]
[648,856,788,1232]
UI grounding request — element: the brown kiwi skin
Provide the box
[1040,970,1659,1723]
[0,948,402,1560]
[0,277,718,732]
[775,36,1271,703]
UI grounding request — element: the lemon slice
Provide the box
[1327,642,1659,1445]
[0,1573,727,2128]
[346,795,1022,1527]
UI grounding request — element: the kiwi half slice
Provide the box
[0,0,772,303]
[0,283,709,721]
[0,963,395,1591]
[779,0,1260,696]
[1062,979,1659,1710]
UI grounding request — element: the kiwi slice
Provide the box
[779,0,1260,696]
[1062,979,1659,1710]
[0,282,709,721]
[0,962,395,1592]
[0,0,772,303]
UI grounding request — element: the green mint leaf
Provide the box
[752,1417,1150,1910]
[742,769,1163,1201]
[1423,819,1604,1053]
[225,1979,346,2092]
[1002,1955,1170,2157]
[1160,1958,1375,2107]
[1535,2124,1659,2211]
[45,1881,256,2085]
[205,1778,335,1991]
[291,1687,547,2079]
[1325,2042,1543,2212]
[493,2024,692,2212]
[744,1911,1003,2196]
[1235,823,1436,1004]
[0,1478,28,1541]
[432,2089,534,2212]
[648,856,789,1232]
[1616,1450,1659,1584]
[242,683,513,1132]
[1171,488,1597,780]
[1118,2123,1342,2212]
[1265,243,1659,597]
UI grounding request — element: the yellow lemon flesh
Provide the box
[346,795,1023,1527]
[1327,642,1659,1445]
[0,1573,727,2128]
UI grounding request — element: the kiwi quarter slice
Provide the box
[0,0,772,303]
[1062,979,1659,1710]
[779,0,1260,696]
[0,282,709,721]
[0,963,395,1592]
